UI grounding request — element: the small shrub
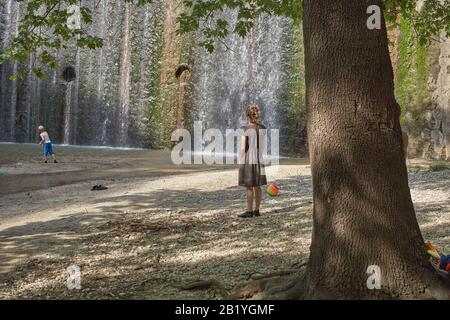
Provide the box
[429,163,450,172]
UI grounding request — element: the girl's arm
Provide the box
[238,129,247,165]
[240,134,246,155]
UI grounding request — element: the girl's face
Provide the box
[249,108,260,123]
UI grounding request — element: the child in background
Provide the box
[238,104,267,218]
[38,125,58,163]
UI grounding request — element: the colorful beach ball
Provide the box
[266,183,280,197]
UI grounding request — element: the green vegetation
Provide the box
[395,16,430,125]
[2,0,450,79]
[145,19,164,149]
[284,23,306,155]
[429,163,450,172]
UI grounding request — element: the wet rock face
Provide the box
[404,104,446,159]
[189,11,302,155]
[394,18,450,160]
[0,1,305,152]
[0,0,165,147]
[5,2,449,158]
[434,36,450,160]
[404,36,450,160]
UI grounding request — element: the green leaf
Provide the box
[31,67,47,79]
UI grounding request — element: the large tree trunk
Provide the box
[298,0,450,299]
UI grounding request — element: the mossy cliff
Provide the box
[1,2,449,159]
[394,17,450,160]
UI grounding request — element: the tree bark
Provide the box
[299,0,449,299]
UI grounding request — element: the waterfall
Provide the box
[63,81,73,145]
[0,2,293,149]
[8,2,20,141]
[0,0,165,147]
[33,73,41,142]
[176,66,190,128]
[0,1,298,150]
[72,48,80,145]
[2,1,450,157]
[191,12,293,134]
[117,2,132,146]
[95,0,107,145]
[101,117,111,145]
[0,0,13,140]
[245,27,257,104]
[26,55,33,141]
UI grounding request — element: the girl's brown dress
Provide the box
[238,123,267,187]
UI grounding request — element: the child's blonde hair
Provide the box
[245,104,260,123]
[38,125,45,131]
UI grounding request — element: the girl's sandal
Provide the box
[238,211,253,218]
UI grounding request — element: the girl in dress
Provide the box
[238,105,267,218]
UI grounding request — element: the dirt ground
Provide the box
[0,143,231,195]
[0,144,449,299]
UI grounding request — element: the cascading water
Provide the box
[101,117,111,145]
[0,1,297,150]
[117,2,132,146]
[0,0,20,141]
[0,0,164,147]
[9,62,18,141]
[63,81,73,145]
[26,55,33,141]
[72,48,80,145]
[2,1,448,156]
[190,11,295,153]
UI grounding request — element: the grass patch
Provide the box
[429,163,450,172]
[408,165,423,173]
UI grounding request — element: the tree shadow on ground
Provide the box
[0,174,313,299]
[303,145,450,298]
[0,167,448,299]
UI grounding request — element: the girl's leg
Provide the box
[246,187,254,212]
[254,186,261,210]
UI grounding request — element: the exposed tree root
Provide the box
[170,261,450,300]
[248,268,303,281]
[171,264,310,300]
[172,279,228,297]
[229,279,270,300]
[419,265,450,300]
[239,263,308,299]
[230,264,450,300]
[232,270,308,300]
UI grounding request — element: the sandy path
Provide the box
[0,164,449,299]
[0,143,231,194]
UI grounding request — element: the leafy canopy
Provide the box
[1,0,449,79]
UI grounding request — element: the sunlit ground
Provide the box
[0,143,448,299]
